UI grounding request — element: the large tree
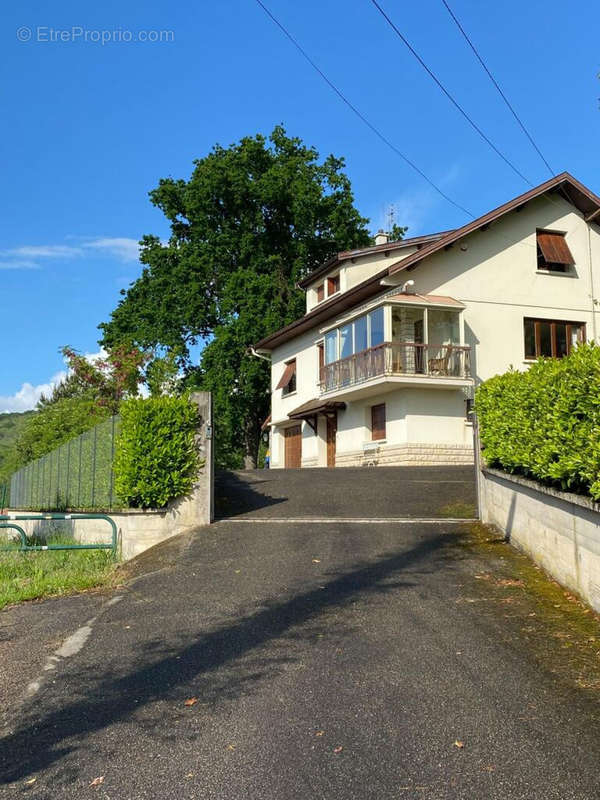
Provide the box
[100,126,372,467]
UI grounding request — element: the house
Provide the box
[254,173,600,469]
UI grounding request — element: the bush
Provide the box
[476,343,600,499]
[114,396,201,508]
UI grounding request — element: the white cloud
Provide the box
[7,244,83,259]
[376,164,464,236]
[0,371,67,414]
[83,237,140,262]
[0,260,41,270]
[0,237,141,271]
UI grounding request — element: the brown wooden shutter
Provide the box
[371,403,386,441]
[276,360,296,390]
[316,284,324,302]
[537,231,575,265]
[327,275,340,295]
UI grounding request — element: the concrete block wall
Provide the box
[480,467,600,613]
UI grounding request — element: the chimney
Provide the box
[374,229,389,246]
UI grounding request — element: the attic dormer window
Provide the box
[327,274,340,296]
[536,230,575,273]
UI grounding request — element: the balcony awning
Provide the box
[288,398,346,420]
[387,292,465,308]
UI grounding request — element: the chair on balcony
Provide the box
[428,345,453,375]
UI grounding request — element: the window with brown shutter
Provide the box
[536,230,575,272]
[276,359,297,395]
[371,403,386,441]
[327,274,340,295]
[316,283,324,303]
[317,343,324,382]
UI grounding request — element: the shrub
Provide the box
[476,343,600,499]
[114,396,201,508]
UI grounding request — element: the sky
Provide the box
[2,0,599,411]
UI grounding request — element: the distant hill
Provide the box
[0,411,34,483]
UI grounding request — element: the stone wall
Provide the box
[479,467,600,613]
[3,392,214,562]
[335,442,474,467]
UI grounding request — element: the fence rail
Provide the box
[6,415,121,511]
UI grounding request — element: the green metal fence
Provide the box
[6,415,121,511]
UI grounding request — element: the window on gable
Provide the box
[276,359,297,396]
[316,283,324,303]
[371,403,386,441]
[524,318,585,359]
[327,274,340,296]
[536,230,575,273]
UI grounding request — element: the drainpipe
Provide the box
[587,225,597,343]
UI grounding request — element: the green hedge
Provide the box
[476,343,600,499]
[114,396,201,509]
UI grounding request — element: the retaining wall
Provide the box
[479,467,600,613]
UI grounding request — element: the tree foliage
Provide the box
[99,126,372,467]
[14,345,149,469]
[476,343,600,499]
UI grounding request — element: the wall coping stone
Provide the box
[482,467,600,514]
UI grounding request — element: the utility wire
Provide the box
[254,0,474,219]
[369,0,533,187]
[440,0,554,176]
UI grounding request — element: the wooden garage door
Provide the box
[284,425,302,468]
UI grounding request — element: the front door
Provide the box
[326,414,337,468]
[284,425,302,468]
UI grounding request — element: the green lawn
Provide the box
[0,543,116,610]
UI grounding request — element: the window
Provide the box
[327,274,340,295]
[316,283,324,303]
[524,318,585,359]
[536,230,575,273]
[354,315,368,353]
[371,403,386,441]
[325,330,338,364]
[277,359,297,395]
[340,324,353,359]
[369,307,385,347]
[323,305,388,365]
[317,342,324,379]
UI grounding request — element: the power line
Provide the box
[369,0,533,187]
[440,0,554,177]
[254,0,474,219]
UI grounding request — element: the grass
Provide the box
[0,537,117,610]
[438,501,477,518]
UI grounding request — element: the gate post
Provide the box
[190,392,214,524]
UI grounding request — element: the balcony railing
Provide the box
[319,342,471,393]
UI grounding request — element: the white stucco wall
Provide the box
[305,247,418,312]
[402,195,600,382]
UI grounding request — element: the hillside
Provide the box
[0,411,34,483]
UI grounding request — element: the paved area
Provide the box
[2,511,600,798]
[216,466,477,519]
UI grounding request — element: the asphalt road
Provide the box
[2,511,600,798]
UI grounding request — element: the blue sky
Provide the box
[2,0,599,411]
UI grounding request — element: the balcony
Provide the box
[319,341,471,396]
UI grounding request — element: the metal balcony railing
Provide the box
[319,342,471,393]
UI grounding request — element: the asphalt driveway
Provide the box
[2,513,600,798]
[215,466,477,519]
